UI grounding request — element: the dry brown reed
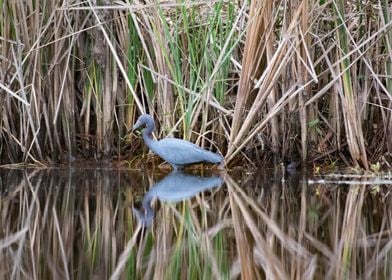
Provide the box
[1,1,392,169]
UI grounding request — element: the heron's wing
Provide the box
[155,138,216,165]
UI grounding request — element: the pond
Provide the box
[1,168,392,279]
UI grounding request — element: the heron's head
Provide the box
[129,114,154,134]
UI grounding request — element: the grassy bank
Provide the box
[1,1,391,169]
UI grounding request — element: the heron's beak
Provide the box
[128,120,142,134]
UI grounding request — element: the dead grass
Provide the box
[1,0,392,169]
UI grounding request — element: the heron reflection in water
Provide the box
[133,171,223,227]
[130,114,223,169]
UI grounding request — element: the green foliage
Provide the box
[0,0,391,169]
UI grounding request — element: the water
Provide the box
[1,168,391,279]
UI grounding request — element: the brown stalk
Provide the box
[227,1,307,164]
[229,0,265,149]
[88,0,145,114]
[149,2,175,136]
[297,0,310,162]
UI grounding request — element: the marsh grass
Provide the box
[1,169,392,278]
[1,1,392,168]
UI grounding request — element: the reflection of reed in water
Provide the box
[0,169,143,279]
[1,169,392,279]
[133,171,223,227]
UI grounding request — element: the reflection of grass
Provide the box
[1,169,392,278]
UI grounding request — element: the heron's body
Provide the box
[133,114,223,169]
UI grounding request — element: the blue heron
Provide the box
[131,114,223,169]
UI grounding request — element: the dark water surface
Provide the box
[1,168,392,279]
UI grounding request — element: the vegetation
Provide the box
[1,169,392,278]
[1,0,392,169]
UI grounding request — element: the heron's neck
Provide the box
[143,130,156,151]
[142,120,156,151]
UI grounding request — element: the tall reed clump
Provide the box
[0,0,237,165]
[226,0,392,168]
[2,169,392,278]
[1,1,392,168]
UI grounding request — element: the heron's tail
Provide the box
[204,150,223,163]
